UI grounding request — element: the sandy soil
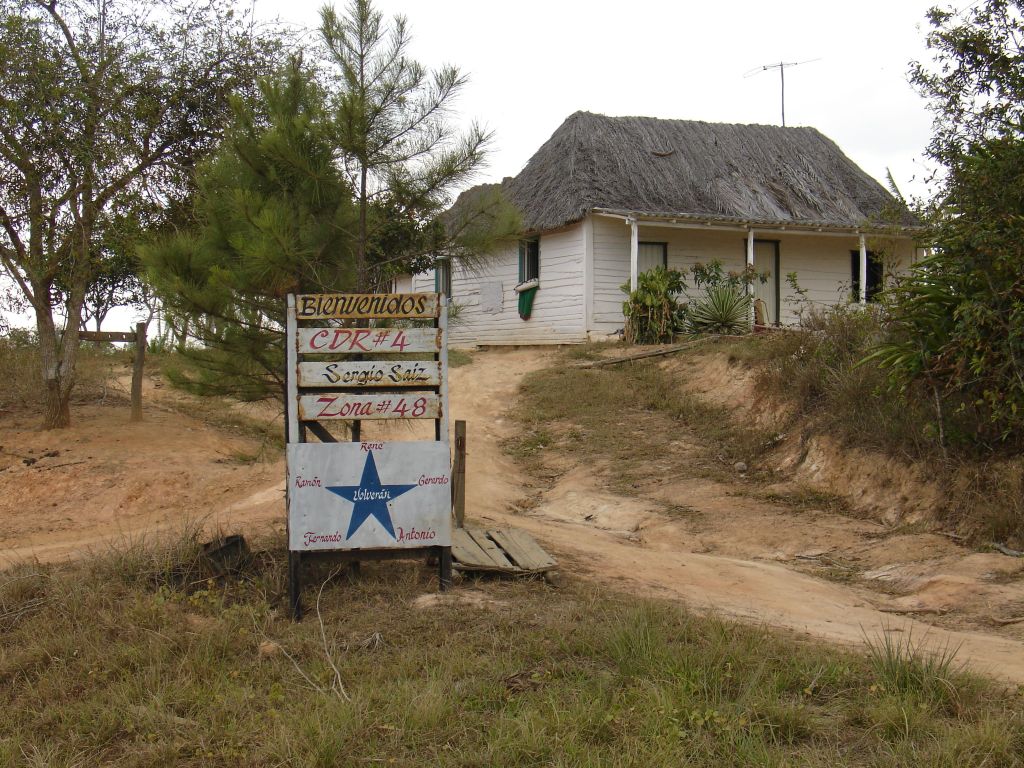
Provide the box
[2,349,1024,685]
[0,383,286,563]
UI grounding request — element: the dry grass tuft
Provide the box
[0,331,124,412]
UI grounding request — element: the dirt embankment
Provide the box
[673,352,946,525]
[2,349,1024,685]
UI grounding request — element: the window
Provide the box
[434,258,451,297]
[637,242,668,273]
[850,251,884,302]
[518,238,539,282]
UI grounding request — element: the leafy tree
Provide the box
[54,201,151,332]
[319,0,496,290]
[870,135,1024,446]
[142,58,358,402]
[144,3,521,405]
[870,1,1024,447]
[911,1,1024,169]
[0,0,276,427]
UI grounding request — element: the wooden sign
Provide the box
[298,360,441,388]
[295,292,439,320]
[79,323,148,421]
[297,327,441,355]
[299,392,441,421]
[285,291,451,618]
[288,441,452,551]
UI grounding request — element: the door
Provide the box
[752,240,780,325]
[637,242,668,274]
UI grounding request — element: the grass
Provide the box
[757,486,853,516]
[0,333,126,412]
[448,348,474,368]
[506,347,773,490]
[1,532,1021,766]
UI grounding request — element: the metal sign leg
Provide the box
[288,551,303,621]
[439,546,452,591]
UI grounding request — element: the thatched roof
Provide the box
[486,111,916,233]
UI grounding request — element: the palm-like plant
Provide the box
[685,284,751,335]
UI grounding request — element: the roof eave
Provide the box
[590,208,923,236]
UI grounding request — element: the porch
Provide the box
[588,211,918,331]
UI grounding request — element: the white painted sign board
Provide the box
[297,327,441,355]
[285,291,450,596]
[479,281,503,314]
[288,441,452,551]
[299,392,441,421]
[298,360,441,388]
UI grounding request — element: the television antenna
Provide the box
[744,58,821,127]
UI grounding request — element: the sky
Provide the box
[3,0,946,331]
[259,0,942,201]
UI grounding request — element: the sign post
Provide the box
[79,323,147,421]
[285,292,452,620]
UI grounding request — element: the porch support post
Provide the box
[858,234,868,305]
[629,217,639,291]
[746,228,755,326]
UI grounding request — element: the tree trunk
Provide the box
[43,378,72,429]
[35,309,74,429]
[33,240,89,429]
[357,165,368,291]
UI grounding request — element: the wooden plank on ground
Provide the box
[451,528,520,573]
[488,528,557,572]
[572,338,716,369]
[451,528,497,569]
[466,528,517,570]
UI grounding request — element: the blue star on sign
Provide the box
[325,451,416,540]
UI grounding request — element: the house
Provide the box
[401,111,921,346]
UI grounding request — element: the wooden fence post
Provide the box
[452,420,466,528]
[130,321,146,422]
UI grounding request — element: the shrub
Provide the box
[753,304,939,454]
[621,266,686,344]
[0,330,121,412]
[620,260,766,344]
[746,302,1024,544]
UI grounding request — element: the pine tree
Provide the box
[320,0,502,290]
[142,58,358,402]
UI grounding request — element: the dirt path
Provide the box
[447,349,1024,686]
[3,349,1024,684]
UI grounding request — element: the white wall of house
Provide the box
[591,214,633,336]
[392,274,414,293]
[413,224,587,346]
[409,213,917,345]
[594,215,916,330]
